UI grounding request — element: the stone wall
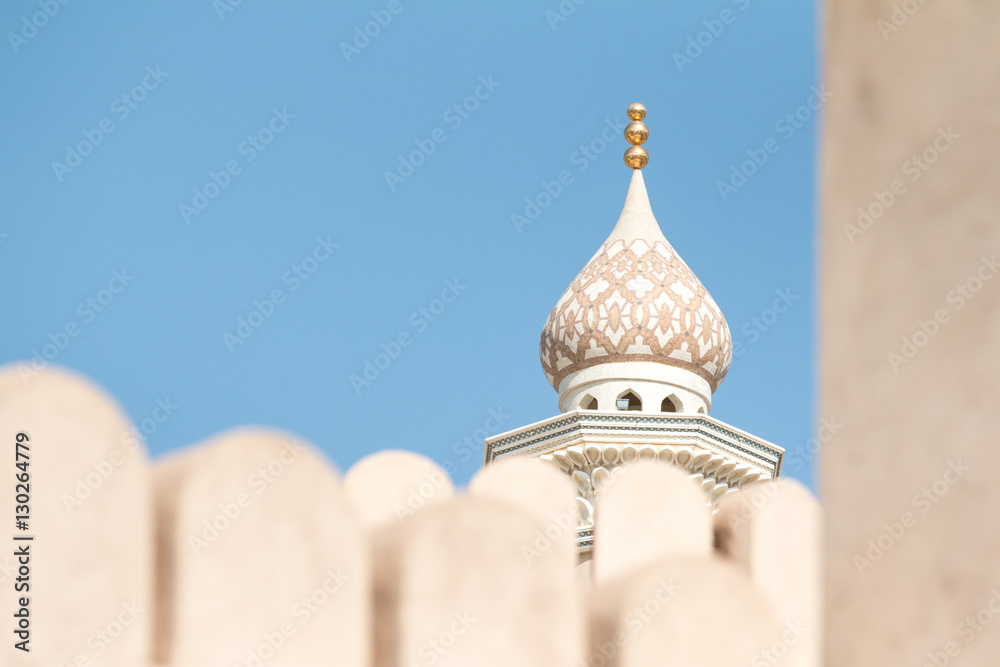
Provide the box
[821,0,1000,664]
[0,366,820,667]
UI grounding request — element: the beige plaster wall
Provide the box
[821,1,1000,664]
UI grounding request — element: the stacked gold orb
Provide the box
[623,103,649,169]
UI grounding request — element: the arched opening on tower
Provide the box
[697,406,706,414]
[660,395,679,413]
[617,390,642,411]
[582,395,598,410]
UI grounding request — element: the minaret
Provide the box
[485,104,783,554]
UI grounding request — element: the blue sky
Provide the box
[0,0,819,489]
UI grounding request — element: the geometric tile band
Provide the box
[486,412,784,478]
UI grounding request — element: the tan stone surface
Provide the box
[469,457,579,565]
[343,450,455,667]
[0,366,151,666]
[588,557,783,667]
[594,461,711,584]
[577,557,594,589]
[396,497,583,667]
[369,523,404,667]
[343,449,455,531]
[155,429,368,667]
[716,480,821,667]
[822,0,1000,663]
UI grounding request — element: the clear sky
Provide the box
[0,1,819,489]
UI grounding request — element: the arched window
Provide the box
[582,395,598,410]
[661,396,679,413]
[697,406,706,414]
[617,390,642,411]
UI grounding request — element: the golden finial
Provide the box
[623,103,649,169]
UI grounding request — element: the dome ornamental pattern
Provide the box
[539,170,733,394]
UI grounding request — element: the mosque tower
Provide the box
[484,104,784,554]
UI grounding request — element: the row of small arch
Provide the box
[580,390,705,414]
[542,444,767,514]
[541,443,763,488]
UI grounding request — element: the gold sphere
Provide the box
[624,145,649,169]
[627,103,647,121]
[624,121,649,146]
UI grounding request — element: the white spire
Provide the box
[604,170,663,246]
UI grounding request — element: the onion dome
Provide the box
[539,105,732,412]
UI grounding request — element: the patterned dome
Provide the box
[540,170,732,393]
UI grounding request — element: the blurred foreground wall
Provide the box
[0,366,820,667]
[821,0,1000,664]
